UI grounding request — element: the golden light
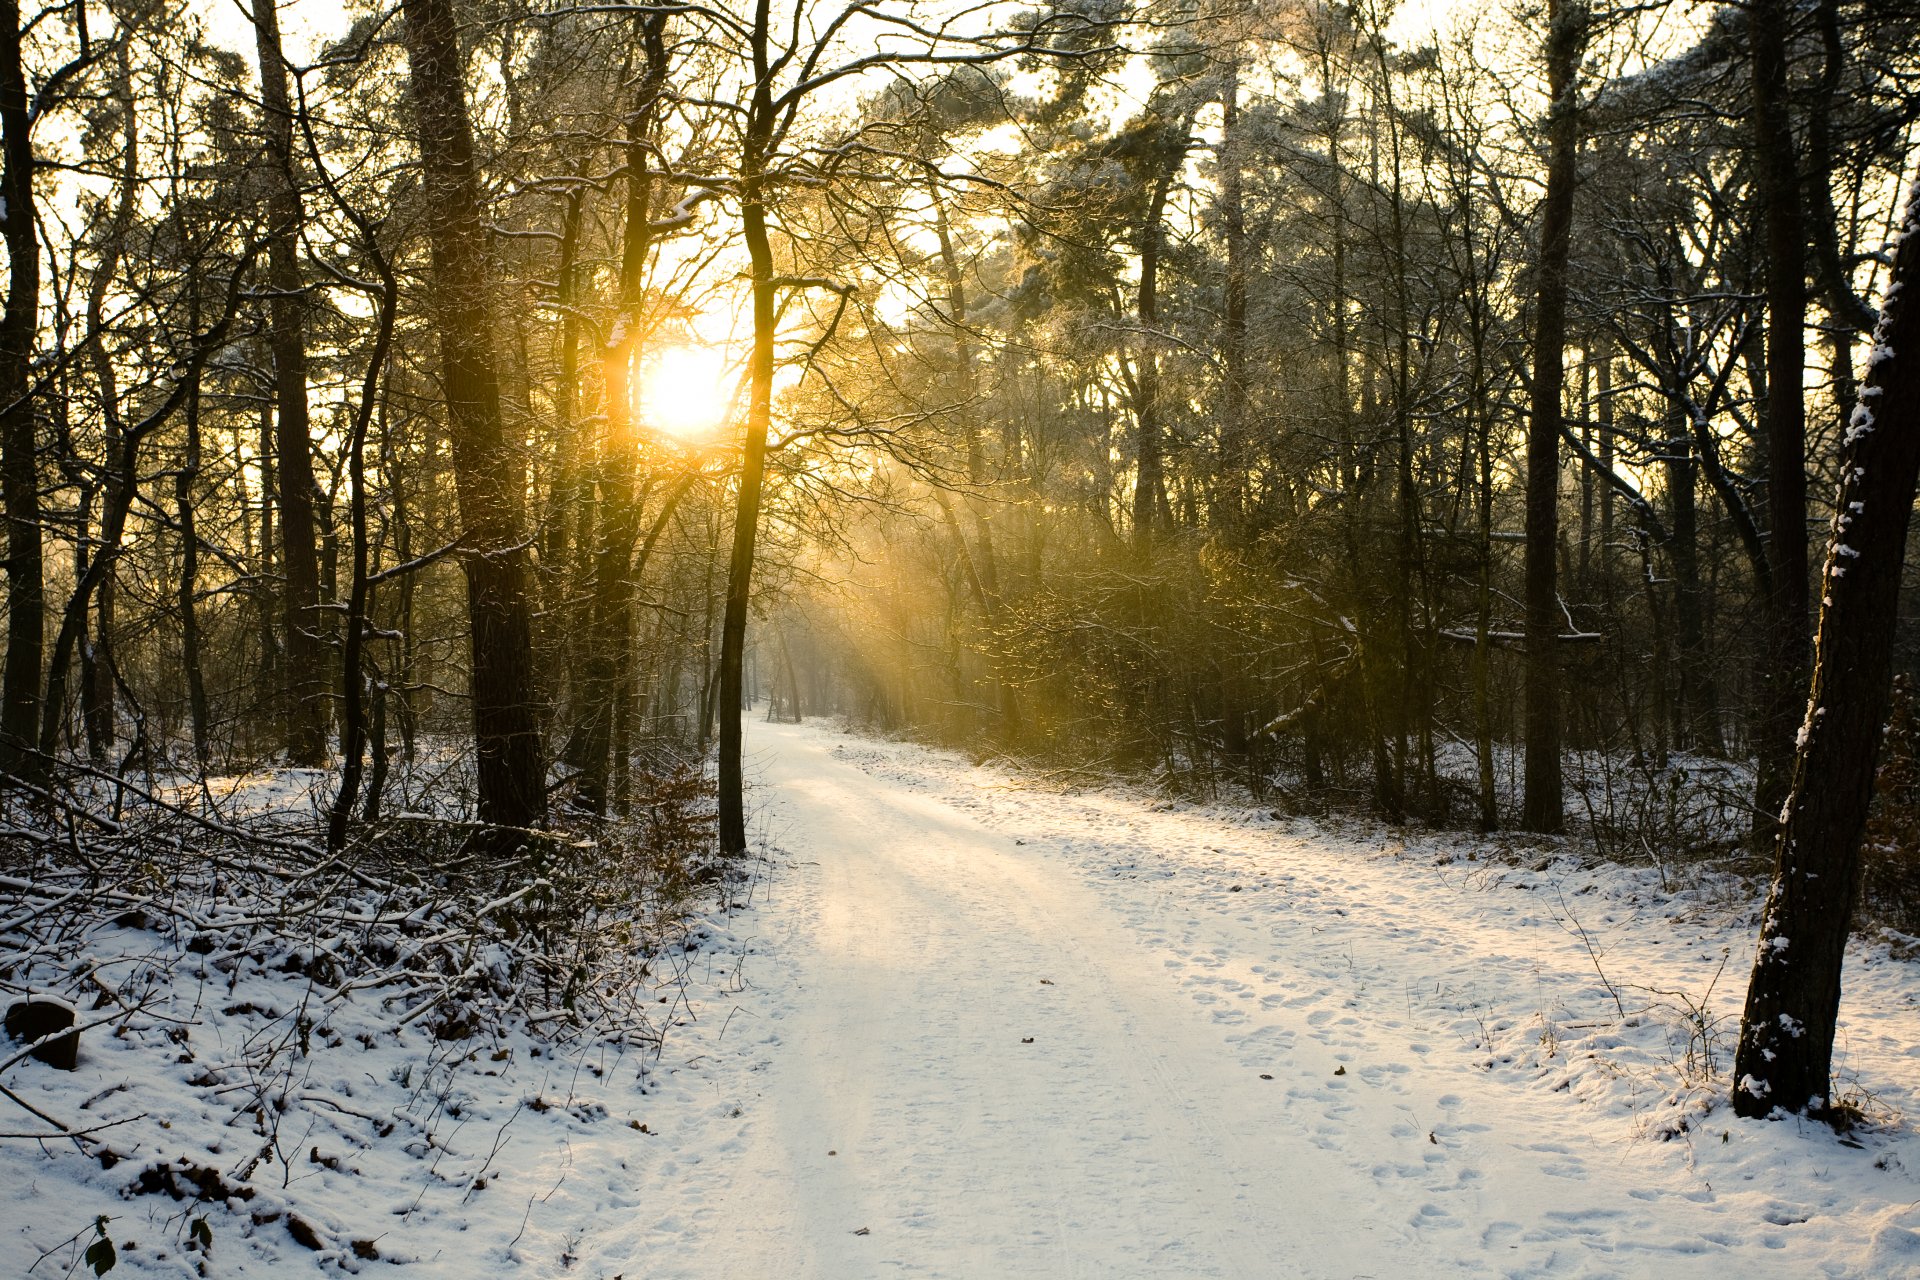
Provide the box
[636,344,734,439]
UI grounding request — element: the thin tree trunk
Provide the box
[718,157,776,855]
[1218,61,1249,536]
[929,180,1020,738]
[78,43,137,768]
[1472,324,1498,832]
[254,396,280,750]
[178,360,211,769]
[1130,135,1184,559]
[318,132,399,853]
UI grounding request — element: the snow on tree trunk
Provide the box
[1732,172,1920,1121]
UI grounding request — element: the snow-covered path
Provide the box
[681,723,1405,1278]
[630,720,1920,1279]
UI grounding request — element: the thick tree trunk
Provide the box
[1749,0,1813,842]
[1733,175,1920,1121]
[251,0,329,767]
[1521,0,1585,832]
[0,0,43,783]
[400,0,546,840]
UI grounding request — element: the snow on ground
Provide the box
[8,716,1920,1277]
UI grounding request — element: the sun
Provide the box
[636,344,734,439]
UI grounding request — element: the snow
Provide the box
[8,717,1920,1276]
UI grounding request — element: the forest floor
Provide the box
[9,717,1920,1277]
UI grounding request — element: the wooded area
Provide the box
[3,0,1920,1129]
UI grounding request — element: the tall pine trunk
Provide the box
[1521,0,1585,832]
[1749,0,1813,843]
[251,0,329,767]
[400,0,546,841]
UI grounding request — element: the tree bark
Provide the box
[1733,174,1920,1121]
[1749,0,1813,843]
[177,365,211,769]
[718,151,775,855]
[400,0,546,840]
[251,0,330,767]
[0,0,44,782]
[1521,0,1585,833]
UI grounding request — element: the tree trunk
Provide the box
[718,164,775,855]
[253,397,280,752]
[1666,423,1724,755]
[1749,0,1813,842]
[0,0,44,782]
[178,368,211,769]
[400,0,546,841]
[574,19,666,816]
[252,0,329,767]
[82,572,114,761]
[1521,0,1585,833]
[1130,137,1183,559]
[1218,62,1249,535]
[1733,175,1920,1122]
[322,171,397,853]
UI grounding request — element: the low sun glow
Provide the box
[637,344,734,439]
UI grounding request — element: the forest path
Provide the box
[676,719,1406,1280]
[621,719,1920,1280]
